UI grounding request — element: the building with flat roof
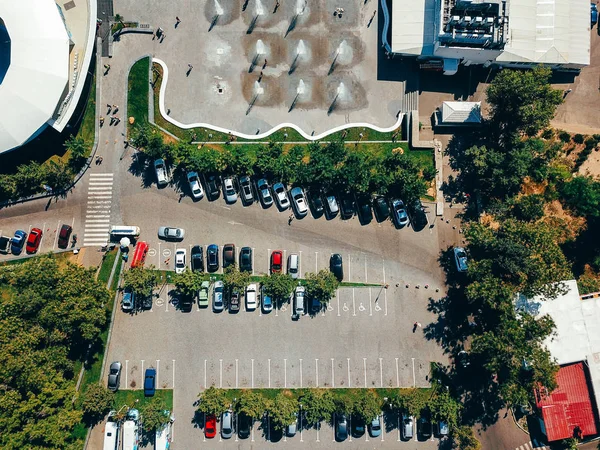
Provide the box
[0,0,97,154]
[381,0,590,75]
[517,280,600,442]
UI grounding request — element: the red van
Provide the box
[131,241,149,268]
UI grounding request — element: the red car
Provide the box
[26,228,43,254]
[270,250,283,274]
[205,414,217,438]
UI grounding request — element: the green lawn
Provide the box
[113,389,174,412]
[128,57,150,134]
[76,71,96,156]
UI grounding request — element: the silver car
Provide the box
[158,226,185,240]
[290,187,308,217]
[239,175,254,204]
[154,159,169,187]
[402,414,414,440]
[273,182,290,210]
[213,280,224,312]
[122,288,135,311]
[107,361,122,392]
[256,179,274,207]
[187,171,204,199]
[391,199,409,227]
[223,177,238,204]
[370,416,382,437]
[454,247,468,272]
[175,249,186,274]
[325,193,339,218]
[221,410,233,439]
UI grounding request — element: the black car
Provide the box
[191,245,204,272]
[373,196,390,222]
[352,416,366,438]
[356,195,373,225]
[308,190,324,218]
[57,224,72,249]
[330,253,343,281]
[409,199,428,231]
[142,296,153,310]
[311,298,321,314]
[340,193,355,220]
[237,412,252,439]
[417,414,432,440]
[240,247,253,272]
[229,289,240,313]
[205,174,221,201]
[207,244,219,272]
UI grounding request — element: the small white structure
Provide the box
[102,421,119,450]
[436,101,482,126]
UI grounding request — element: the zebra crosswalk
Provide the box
[83,173,113,247]
[515,441,547,450]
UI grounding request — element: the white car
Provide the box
[213,280,224,312]
[175,249,187,274]
[154,159,169,187]
[245,283,258,311]
[290,187,308,217]
[158,226,185,240]
[294,286,305,316]
[187,171,204,199]
[223,177,238,204]
[272,182,290,210]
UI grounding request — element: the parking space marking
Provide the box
[141,360,145,390]
[363,358,367,387]
[299,358,303,388]
[379,358,383,387]
[384,287,388,316]
[316,422,320,442]
[315,359,319,387]
[331,358,335,387]
[397,415,401,441]
[53,220,60,250]
[352,288,356,316]
[158,242,161,269]
[381,413,385,441]
[412,358,416,387]
[369,288,373,316]
[395,357,400,387]
[336,290,340,317]
[349,415,353,442]
[219,359,223,388]
[347,358,351,388]
[348,253,351,281]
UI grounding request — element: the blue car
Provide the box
[207,244,219,272]
[144,367,156,397]
[592,3,598,26]
[11,230,27,254]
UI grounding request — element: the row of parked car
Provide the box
[153,159,427,228]
[0,224,73,255]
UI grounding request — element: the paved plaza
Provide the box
[115,0,417,137]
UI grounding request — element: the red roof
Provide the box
[535,362,598,442]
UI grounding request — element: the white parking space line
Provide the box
[252,247,255,275]
[53,220,60,250]
[395,358,400,387]
[347,358,351,388]
[381,413,385,441]
[299,250,302,277]
[369,288,373,316]
[348,253,351,281]
[331,358,335,387]
[384,287,388,316]
[352,288,356,316]
[412,358,416,387]
[141,360,145,390]
[299,358,303,388]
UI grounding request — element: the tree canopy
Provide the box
[300,388,336,424]
[196,387,230,416]
[123,266,160,298]
[303,270,340,304]
[267,392,298,431]
[0,256,110,449]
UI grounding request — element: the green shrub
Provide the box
[573,134,585,144]
[541,128,554,140]
[559,131,571,143]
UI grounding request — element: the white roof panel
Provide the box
[0,0,70,153]
[391,0,436,55]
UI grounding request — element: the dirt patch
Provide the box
[543,200,587,242]
[480,213,500,230]
[578,148,600,179]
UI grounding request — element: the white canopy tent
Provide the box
[0,0,70,153]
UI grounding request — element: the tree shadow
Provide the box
[127,152,155,189]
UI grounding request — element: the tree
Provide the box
[301,389,336,425]
[197,387,230,416]
[261,273,295,302]
[296,141,346,188]
[188,147,224,174]
[122,266,160,298]
[45,160,73,192]
[80,384,114,423]
[65,135,88,167]
[559,176,600,218]
[451,425,481,450]
[427,390,461,425]
[351,390,382,423]
[139,396,171,432]
[222,265,250,293]
[336,151,371,193]
[486,66,563,139]
[144,133,168,161]
[173,269,207,299]
[390,389,428,417]
[267,392,298,431]
[223,146,254,175]
[512,194,545,222]
[130,124,152,149]
[254,143,283,180]
[303,270,340,304]
[235,390,266,419]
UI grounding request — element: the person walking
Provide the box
[412,322,421,333]
[99,117,104,126]
[175,16,181,26]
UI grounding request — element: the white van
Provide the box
[287,253,299,279]
[102,421,119,450]
[109,226,141,238]
[122,409,140,450]
[155,420,172,450]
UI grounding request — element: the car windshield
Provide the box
[457,250,467,259]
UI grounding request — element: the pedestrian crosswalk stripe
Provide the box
[89,173,113,178]
[84,224,110,229]
[85,219,110,223]
[86,215,110,218]
[89,186,113,190]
